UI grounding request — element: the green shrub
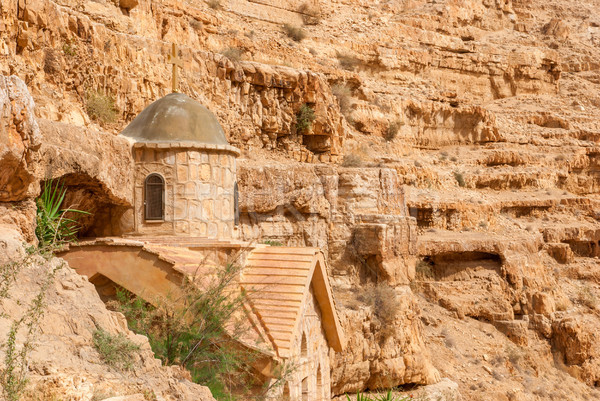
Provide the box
[283,23,306,42]
[263,239,284,246]
[62,39,77,57]
[342,154,363,167]
[35,179,89,249]
[346,390,412,401]
[93,329,140,371]
[296,103,316,133]
[454,171,466,187]
[86,91,118,124]
[112,262,272,398]
[1,252,63,401]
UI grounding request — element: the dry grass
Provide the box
[332,84,352,117]
[578,284,597,309]
[221,47,243,62]
[283,24,306,42]
[385,119,403,141]
[342,153,363,167]
[207,0,221,10]
[415,260,434,280]
[86,91,117,124]
[298,2,321,25]
[336,52,363,71]
[454,171,466,187]
[357,283,400,340]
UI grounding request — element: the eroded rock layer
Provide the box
[1,0,600,399]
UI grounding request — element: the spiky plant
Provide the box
[35,179,89,248]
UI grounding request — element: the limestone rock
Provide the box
[0,235,215,401]
[552,314,600,386]
[0,75,40,202]
[419,378,462,401]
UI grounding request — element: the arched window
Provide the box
[234,181,239,226]
[301,377,309,401]
[300,332,308,360]
[316,363,323,401]
[282,382,290,400]
[144,173,164,221]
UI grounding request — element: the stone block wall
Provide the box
[276,287,331,401]
[131,143,238,239]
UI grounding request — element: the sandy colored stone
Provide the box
[0,233,215,401]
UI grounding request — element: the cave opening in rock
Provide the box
[562,240,600,258]
[422,251,503,281]
[500,205,551,218]
[39,173,132,239]
[411,207,435,228]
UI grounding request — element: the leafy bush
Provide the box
[263,239,284,246]
[35,179,89,249]
[221,47,243,62]
[346,390,412,401]
[62,39,77,57]
[296,103,316,133]
[454,171,466,187]
[112,263,265,398]
[1,252,63,401]
[342,154,363,167]
[86,91,118,124]
[93,329,140,371]
[283,23,306,42]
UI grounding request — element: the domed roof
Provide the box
[120,93,228,145]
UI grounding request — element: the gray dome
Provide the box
[120,93,228,145]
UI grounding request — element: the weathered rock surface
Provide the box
[0,75,40,202]
[0,230,215,401]
[1,0,600,399]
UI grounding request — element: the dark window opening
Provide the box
[234,181,240,226]
[145,173,165,221]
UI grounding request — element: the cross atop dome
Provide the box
[168,43,183,93]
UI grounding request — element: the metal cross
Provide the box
[168,43,183,93]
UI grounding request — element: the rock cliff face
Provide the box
[2,0,600,399]
[0,229,215,401]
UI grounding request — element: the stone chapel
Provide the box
[60,67,345,400]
